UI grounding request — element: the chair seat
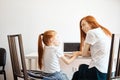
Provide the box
[27,70,50,79]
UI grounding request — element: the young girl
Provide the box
[72,15,112,80]
[38,30,78,80]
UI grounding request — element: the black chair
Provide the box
[107,34,120,80]
[0,48,6,80]
[7,34,49,80]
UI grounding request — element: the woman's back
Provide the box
[85,27,111,73]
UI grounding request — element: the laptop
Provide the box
[64,43,80,53]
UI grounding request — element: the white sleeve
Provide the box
[56,47,64,58]
[85,31,97,45]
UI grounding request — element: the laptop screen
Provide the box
[64,43,80,52]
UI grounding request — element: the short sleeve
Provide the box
[55,47,64,57]
[85,31,97,45]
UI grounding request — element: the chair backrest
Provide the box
[0,48,6,68]
[107,34,120,80]
[7,34,28,80]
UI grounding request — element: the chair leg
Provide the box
[4,71,6,80]
[13,75,18,80]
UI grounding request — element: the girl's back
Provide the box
[43,45,63,73]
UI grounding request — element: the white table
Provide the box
[25,52,91,70]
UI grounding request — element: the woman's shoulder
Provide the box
[89,27,101,32]
[88,28,104,35]
[87,28,97,36]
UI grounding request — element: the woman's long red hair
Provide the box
[79,15,112,51]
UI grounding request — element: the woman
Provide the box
[38,30,78,80]
[72,15,112,80]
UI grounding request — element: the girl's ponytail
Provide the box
[38,34,44,69]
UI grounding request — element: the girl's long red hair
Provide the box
[38,30,56,69]
[79,15,112,51]
[38,34,44,69]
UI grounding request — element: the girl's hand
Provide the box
[64,54,73,58]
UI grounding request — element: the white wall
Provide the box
[0,0,120,79]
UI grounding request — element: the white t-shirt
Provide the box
[43,45,64,73]
[85,28,111,73]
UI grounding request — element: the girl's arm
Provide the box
[60,52,79,64]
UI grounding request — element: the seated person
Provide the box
[38,30,79,80]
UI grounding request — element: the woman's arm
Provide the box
[82,43,91,57]
[60,43,90,64]
[72,43,91,57]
